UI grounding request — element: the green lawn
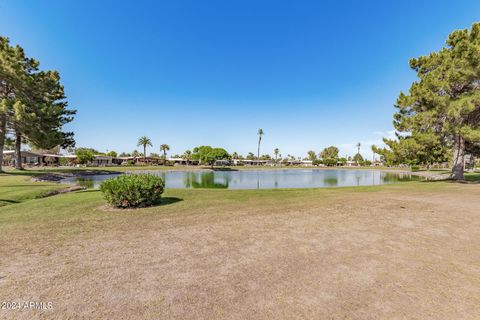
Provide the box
[466,172,480,182]
[1,170,480,319]
[0,173,64,207]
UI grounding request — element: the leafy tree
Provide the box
[307,150,317,161]
[323,158,338,166]
[372,134,449,167]
[75,149,95,164]
[137,136,152,162]
[319,146,339,166]
[192,145,230,167]
[231,152,239,159]
[149,152,160,158]
[246,152,255,160]
[338,157,347,165]
[320,146,339,159]
[363,160,372,166]
[106,151,117,157]
[394,23,480,180]
[119,152,131,157]
[160,143,170,165]
[257,128,264,159]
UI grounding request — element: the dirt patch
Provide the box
[1,184,479,319]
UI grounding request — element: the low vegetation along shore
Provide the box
[1,170,480,319]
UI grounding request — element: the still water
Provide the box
[61,169,420,189]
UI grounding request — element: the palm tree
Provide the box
[160,144,170,165]
[257,128,264,159]
[183,150,192,165]
[274,148,279,162]
[307,150,317,161]
[137,136,152,163]
[356,142,361,164]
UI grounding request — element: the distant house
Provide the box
[42,153,77,166]
[2,150,44,166]
[300,160,313,166]
[345,160,359,167]
[232,159,273,166]
[90,155,113,166]
[168,157,199,166]
[1,150,118,167]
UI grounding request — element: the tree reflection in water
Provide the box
[75,177,95,189]
[183,172,229,189]
[324,177,338,187]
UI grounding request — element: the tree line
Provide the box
[0,36,75,171]
[100,133,369,167]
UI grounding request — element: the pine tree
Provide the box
[0,36,75,170]
[395,23,480,180]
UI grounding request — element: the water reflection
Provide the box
[75,177,95,189]
[63,169,421,190]
[183,172,228,189]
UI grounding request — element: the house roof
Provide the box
[2,150,43,157]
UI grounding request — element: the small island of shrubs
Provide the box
[100,174,165,208]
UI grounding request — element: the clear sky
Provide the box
[1,1,479,158]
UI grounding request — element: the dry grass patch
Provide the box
[0,180,479,319]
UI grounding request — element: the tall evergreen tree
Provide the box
[395,23,480,180]
[0,36,75,170]
[0,37,32,171]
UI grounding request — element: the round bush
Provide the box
[100,174,164,208]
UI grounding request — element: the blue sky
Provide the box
[1,1,479,158]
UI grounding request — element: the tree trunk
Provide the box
[144,146,146,163]
[163,151,166,166]
[257,138,261,160]
[15,128,23,170]
[451,135,465,180]
[0,113,6,172]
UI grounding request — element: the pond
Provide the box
[60,169,421,189]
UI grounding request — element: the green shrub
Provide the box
[411,165,420,172]
[100,174,164,208]
[59,157,70,166]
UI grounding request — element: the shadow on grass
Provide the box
[160,197,183,205]
[418,173,480,184]
[77,189,101,193]
[0,199,20,204]
[100,197,183,212]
